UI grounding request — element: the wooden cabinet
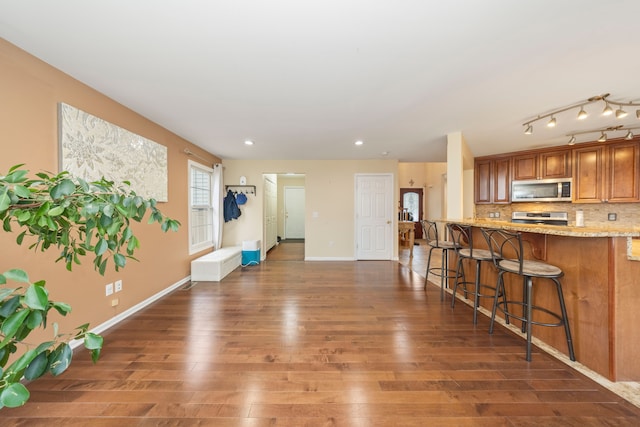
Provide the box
[513,149,571,181]
[474,157,510,204]
[573,140,640,203]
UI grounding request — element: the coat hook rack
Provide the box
[225,185,256,195]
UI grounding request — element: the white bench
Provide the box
[190,246,242,282]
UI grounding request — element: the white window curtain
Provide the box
[212,163,224,249]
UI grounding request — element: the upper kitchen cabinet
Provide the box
[475,156,511,204]
[512,149,571,181]
[573,140,640,203]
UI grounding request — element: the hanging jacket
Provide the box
[223,190,242,222]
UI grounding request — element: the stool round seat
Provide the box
[457,247,492,261]
[498,259,563,277]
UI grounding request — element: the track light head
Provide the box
[616,107,628,119]
[625,130,634,140]
[547,116,556,127]
[524,124,533,135]
[577,107,588,120]
[603,103,614,116]
[636,109,640,119]
[598,132,608,142]
[568,136,577,145]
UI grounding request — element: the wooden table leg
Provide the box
[409,229,414,258]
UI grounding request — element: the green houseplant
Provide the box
[0,164,179,408]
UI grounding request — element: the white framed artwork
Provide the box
[58,102,168,201]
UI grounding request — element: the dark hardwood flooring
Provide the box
[3,242,640,425]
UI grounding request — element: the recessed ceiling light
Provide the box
[354,140,364,146]
[381,151,389,156]
[244,140,254,146]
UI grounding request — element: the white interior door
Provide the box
[355,174,393,260]
[284,186,305,239]
[263,175,278,251]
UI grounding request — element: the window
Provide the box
[402,192,419,221]
[189,161,214,254]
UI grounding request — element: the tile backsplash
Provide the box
[475,202,640,227]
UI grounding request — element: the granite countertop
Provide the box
[442,218,640,238]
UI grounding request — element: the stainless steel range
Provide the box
[511,211,568,226]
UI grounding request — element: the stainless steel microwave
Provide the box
[511,178,572,202]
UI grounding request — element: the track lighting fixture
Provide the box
[564,125,640,145]
[616,106,628,119]
[523,93,640,134]
[577,107,588,120]
[547,116,556,127]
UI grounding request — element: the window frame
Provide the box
[188,160,215,254]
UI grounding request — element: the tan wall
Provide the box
[0,39,219,344]
[398,162,448,222]
[222,159,398,259]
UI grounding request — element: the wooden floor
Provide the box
[4,243,640,425]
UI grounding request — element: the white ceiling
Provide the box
[2,1,640,162]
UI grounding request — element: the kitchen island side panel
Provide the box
[613,237,640,381]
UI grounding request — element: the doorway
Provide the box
[400,188,424,239]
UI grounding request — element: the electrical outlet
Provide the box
[111,298,119,307]
[115,279,123,292]
[608,213,617,221]
[105,283,114,296]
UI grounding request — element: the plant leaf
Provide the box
[3,269,29,283]
[1,309,30,338]
[47,205,64,217]
[24,284,49,310]
[0,295,21,318]
[49,178,75,200]
[84,332,103,351]
[95,238,108,256]
[25,310,44,329]
[12,184,32,198]
[49,343,73,376]
[52,301,72,316]
[113,253,126,268]
[0,190,10,213]
[23,350,49,380]
[0,382,30,408]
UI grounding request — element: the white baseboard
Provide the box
[304,257,356,261]
[69,275,191,350]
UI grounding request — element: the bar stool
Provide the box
[421,220,461,301]
[481,228,576,362]
[447,223,504,325]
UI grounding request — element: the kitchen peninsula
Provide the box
[444,218,640,382]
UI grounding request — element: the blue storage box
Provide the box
[242,249,260,265]
[242,240,261,265]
